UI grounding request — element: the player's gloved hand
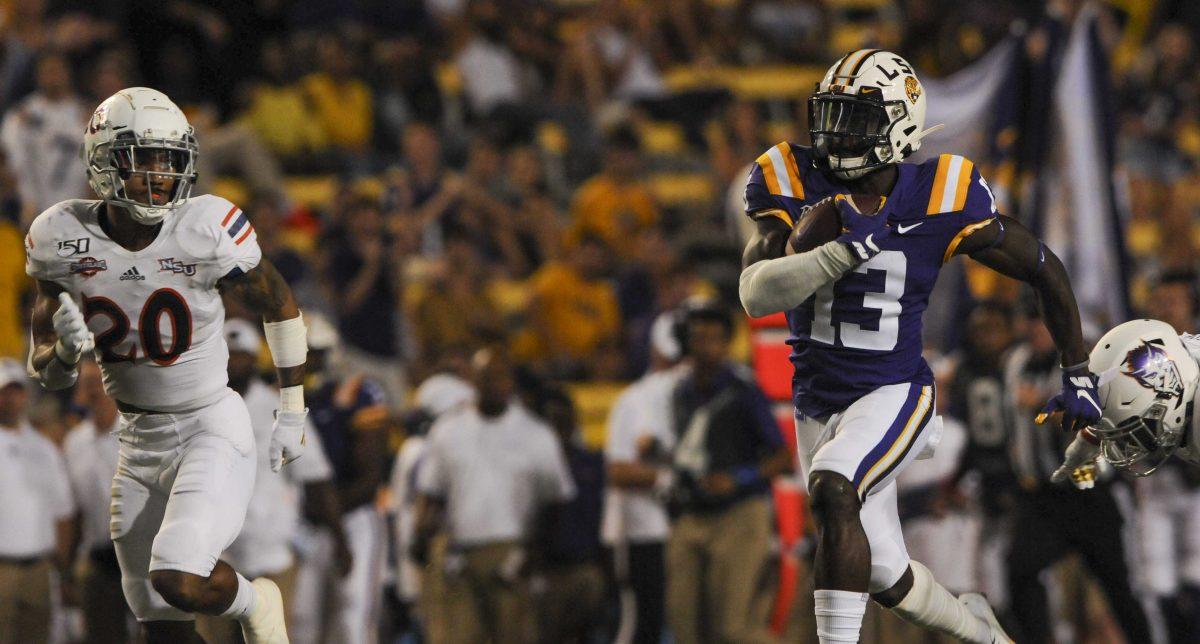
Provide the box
[270,409,307,472]
[833,194,891,262]
[53,293,94,365]
[1051,429,1101,489]
[1035,364,1101,433]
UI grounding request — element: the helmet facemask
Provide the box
[1093,398,1187,476]
[808,90,907,180]
[88,130,198,225]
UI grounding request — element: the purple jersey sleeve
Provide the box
[744,162,785,217]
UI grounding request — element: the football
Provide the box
[787,194,885,255]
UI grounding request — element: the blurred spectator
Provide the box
[1147,270,1199,333]
[666,303,791,644]
[87,47,137,105]
[709,101,775,186]
[518,233,622,379]
[390,121,464,258]
[556,0,667,111]
[319,197,405,405]
[303,35,373,157]
[411,237,504,367]
[1003,309,1153,644]
[197,320,350,644]
[503,144,563,274]
[534,387,606,644]
[1119,23,1197,178]
[370,38,442,156]
[945,302,1019,518]
[602,311,685,644]
[239,38,329,168]
[567,124,660,260]
[389,355,475,641]
[62,360,130,644]
[453,2,528,117]
[0,175,26,360]
[0,358,75,644]
[942,301,1019,609]
[413,348,575,644]
[292,315,390,644]
[190,102,286,204]
[0,51,88,223]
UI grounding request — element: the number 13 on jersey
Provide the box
[808,250,906,351]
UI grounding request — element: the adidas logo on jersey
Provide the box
[120,267,146,281]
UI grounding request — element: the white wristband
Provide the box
[263,313,307,368]
[279,385,305,412]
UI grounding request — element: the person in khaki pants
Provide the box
[665,303,793,644]
[62,361,133,643]
[413,348,575,644]
[0,359,76,644]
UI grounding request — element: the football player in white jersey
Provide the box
[24,87,307,643]
[1051,319,1200,483]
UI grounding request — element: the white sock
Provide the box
[891,561,990,643]
[219,573,258,621]
[814,589,868,643]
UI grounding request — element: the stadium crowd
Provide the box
[4,0,1200,642]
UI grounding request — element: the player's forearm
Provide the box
[54,517,77,576]
[1031,249,1089,367]
[607,461,661,490]
[739,241,857,317]
[28,289,80,388]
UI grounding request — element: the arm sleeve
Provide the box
[24,212,64,283]
[205,199,262,288]
[739,241,858,317]
[415,426,448,496]
[743,163,793,226]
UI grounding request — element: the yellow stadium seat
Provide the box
[647,173,715,206]
[638,121,687,155]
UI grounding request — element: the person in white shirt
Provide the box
[0,52,88,222]
[602,311,683,644]
[62,360,131,643]
[0,358,76,644]
[413,347,575,644]
[197,319,351,644]
[389,355,475,637]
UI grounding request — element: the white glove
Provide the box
[1051,431,1102,489]
[270,409,307,472]
[53,293,93,364]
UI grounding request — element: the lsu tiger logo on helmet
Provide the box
[904,76,921,104]
[1122,340,1184,398]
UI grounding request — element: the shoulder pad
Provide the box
[754,142,806,200]
[922,154,976,215]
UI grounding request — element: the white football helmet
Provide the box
[1088,319,1199,475]
[83,87,198,224]
[809,50,942,180]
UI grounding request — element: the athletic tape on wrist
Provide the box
[263,313,307,368]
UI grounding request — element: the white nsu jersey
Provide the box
[25,194,260,412]
[1176,333,1200,467]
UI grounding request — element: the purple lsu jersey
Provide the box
[745,143,998,418]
